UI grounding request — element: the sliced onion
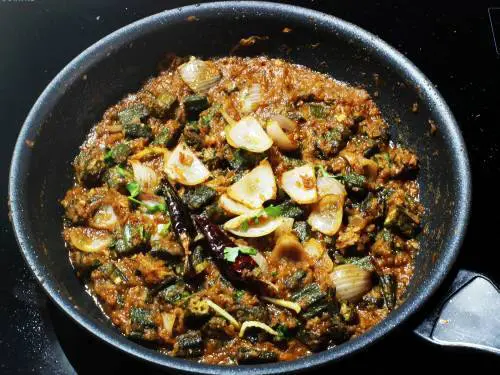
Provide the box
[219,194,255,216]
[271,233,306,262]
[205,299,240,328]
[251,251,268,272]
[271,115,297,131]
[130,160,160,193]
[274,217,295,238]
[266,119,298,151]
[331,264,373,302]
[239,84,262,114]
[280,164,318,204]
[88,205,119,231]
[161,312,176,337]
[66,227,112,253]
[165,142,210,186]
[307,194,344,236]
[224,212,283,238]
[239,321,278,338]
[262,297,301,314]
[226,160,276,208]
[178,57,221,94]
[303,238,326,259]
[225,116,273,153]
[317,176,347,199]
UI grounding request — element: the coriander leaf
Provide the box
[223,247,240,262]
[234,290,245,301]
[223,246,257,262]
[128,196,166,213]
[144,201,166,213]
[240,219,250,232]
[117,165,132,178]
[157,222,171,236]
[263,204,282,218]
[381,152,393,168]
[104,149,114,163]
[315,164,331,177]
[274,324,291,341]
[128,196,143,205]
[126,181,141,197]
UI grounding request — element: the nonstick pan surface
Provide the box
[9,2,471,373]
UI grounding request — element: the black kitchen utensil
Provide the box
[10,2,487,373]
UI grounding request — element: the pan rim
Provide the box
[8,1,471,373]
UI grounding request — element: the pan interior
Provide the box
[9,3,469,373]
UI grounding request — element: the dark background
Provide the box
[1,0,499,373]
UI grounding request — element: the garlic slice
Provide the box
[89,205,119,231]
[165,142,210,186]
[219,194,255,216]
[66,227,112,253]
[317,176,347,199]
[178,57,221,94]
[239,84,262,114]
[225,116,273,153]
[307,194,344,236]
[280,164,318,204]
[130,160,160,193]
[226,160,276,208]
[224,211,283,238]
[266,117,298,151]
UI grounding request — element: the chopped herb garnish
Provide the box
[201,104,222,125]
[383,152,392,167]
[239,205,282,231]
[128,196,166,213]
[234,289,245,301]
[223,246,258,262]
[126,181,140,197]
[262,204,282,218]
[104,149,114,163]
[315,164,331,177]
[240,219,250,232]
[157,222,171,236]
[117,165,132,178]
[274,324,291,341]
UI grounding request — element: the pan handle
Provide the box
[413,269,500,354]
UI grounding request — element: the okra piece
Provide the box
[379,274,397,310]
[172,330,203,358]
[183,95,210,121]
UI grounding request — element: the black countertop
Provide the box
[1,1,499,373]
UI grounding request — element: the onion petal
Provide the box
[280,164,318,204]
[178,57,221,94]
[225,116,273,153]
[331,264,373,302]
[165,142,210,186]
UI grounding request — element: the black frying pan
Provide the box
[10,2,491,373]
